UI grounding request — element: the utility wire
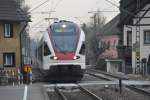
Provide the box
[105,0,119,8]
[29,0,50,12]
[88,10,118,13]
[30,11,56,14]
[104,0,135,17]
[50,0,55,12]
[47,0,55,24]
[30,18,45,28]
[29,0,52,29]
[47,0,63,24]
[53,0,63,10]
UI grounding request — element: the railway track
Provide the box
[126,85,150,97]
[45,69,150,99]
[86,71,114,81]
[47,84,103,100]
[87,68,150,97]
[87,69,128,80]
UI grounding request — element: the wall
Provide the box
[99,35,119,59]
[123,4,150,73]
[0,22,21,68]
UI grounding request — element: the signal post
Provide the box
[23,64,32,84]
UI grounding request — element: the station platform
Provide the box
[0,83,49,100]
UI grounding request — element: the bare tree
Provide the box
[83,11,106,65]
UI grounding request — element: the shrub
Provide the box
[96,58,106,71]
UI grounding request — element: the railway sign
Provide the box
[24,65,32,73]
[133,42,140,52]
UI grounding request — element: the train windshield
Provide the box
[50,24,78,52]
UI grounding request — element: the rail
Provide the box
[47,84,104,100]
[86,72,112,81]
[78,85,103,100]
[126,85,150,97]
[54,86,68,100]
[88,69,129,80]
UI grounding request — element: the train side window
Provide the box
[79,42,85,55]
[44,42,51,56]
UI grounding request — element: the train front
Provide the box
[43,21,85,82]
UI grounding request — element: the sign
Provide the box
[136,51,140,57]
[24,57,31,65]
[24,65,32,73]
[133,42,140,52]
[22,48,25,55]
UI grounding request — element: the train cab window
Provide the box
[44,42,51,56]
[79,42,85,55]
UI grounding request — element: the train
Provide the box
[37,20,85,82]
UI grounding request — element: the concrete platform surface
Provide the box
[0,83,49,100]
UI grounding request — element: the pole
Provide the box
[93,14,97,34]
[135,0,141,74]
[119,79,122,94]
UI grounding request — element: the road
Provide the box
[0,73,104,100]
[0,85,24,100]
[0,83,49,100]
[0,73,150,100]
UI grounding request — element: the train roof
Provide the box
[50,20,78,27]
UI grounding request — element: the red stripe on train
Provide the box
[55,52,75,60]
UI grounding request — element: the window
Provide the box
[127,31,132,46]
[3,53,15,67]
[144,30,150,44]
[107,41,111,49]
[113,40,116,49]
[44,42,51,56]
[79,42,85,55]
[4,23,13,38]
[38,45,43,62]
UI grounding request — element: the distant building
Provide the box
[0,0,30,70]
[99,15,120,59]
[98,15,124,74]
[120,0,150,74]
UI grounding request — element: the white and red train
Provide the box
[37,20,85,81]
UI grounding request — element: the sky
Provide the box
[25,0,120,38]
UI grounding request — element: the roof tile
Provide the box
[0,0,30,22]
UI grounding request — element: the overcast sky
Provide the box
[25,0,120,38]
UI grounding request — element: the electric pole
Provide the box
[135,0,141,74]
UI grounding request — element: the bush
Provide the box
[96,58,106,71]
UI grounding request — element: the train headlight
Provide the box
[73,56,77,60]
[62,24,67,28]
[53,56,58,60]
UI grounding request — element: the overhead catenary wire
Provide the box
[88,10,119,13]
[47,0,55,24]
[53,0,63,10]
[50,0,64,15]
[104,0,135,17]
[47,0,63,24]
[29,0,51,31]
[29,0,50,12]
[29,0,55,30]
[30,18,45,28]
[30,11,56,14]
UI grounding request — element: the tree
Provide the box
[83,10,106,65]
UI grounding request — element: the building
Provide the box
[120,0,150,74]
[0,0,30,71]
[99,15,120,59]
[98,15,124,73]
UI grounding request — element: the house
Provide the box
[0,0,30,72]
[98,15,124,74]
[99,15,120,59]
[120,0,150,74]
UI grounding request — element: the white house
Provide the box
[123,4,150,73]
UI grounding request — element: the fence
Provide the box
[0,68,23,86]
